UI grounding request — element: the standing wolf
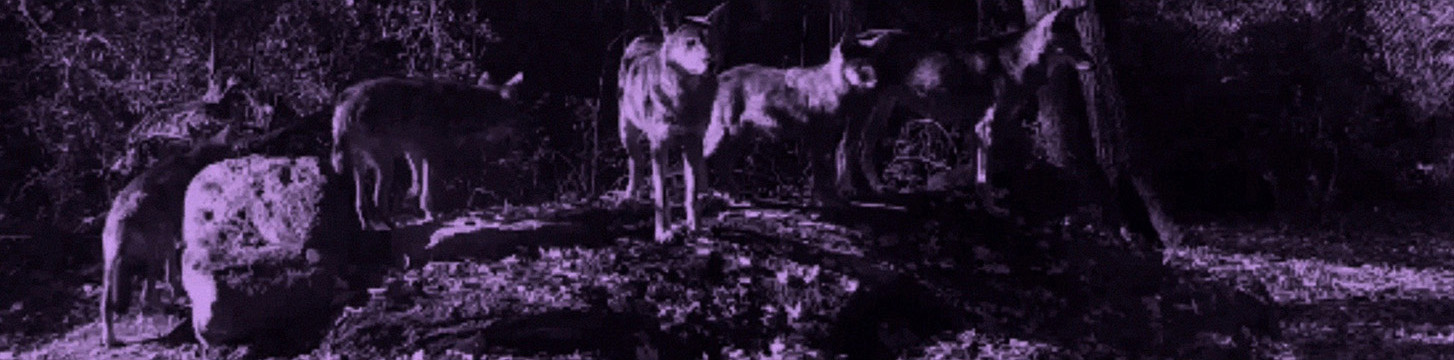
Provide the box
[100,126,260,347]
[616,7,720,242]
[703,35,880,209]
[331,72,527,230]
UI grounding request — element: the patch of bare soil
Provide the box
[1171,209,1454,359]
[0,233,106,354]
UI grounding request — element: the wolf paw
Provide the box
[655,222,695,243]
[102,335,123,348]
[653,229,675,244]
[365,220,394,232]
[604,189,641,206]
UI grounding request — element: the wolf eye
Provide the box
[687,39,700,46]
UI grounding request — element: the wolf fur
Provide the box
[616,5,723,242]
[841,7,1095,212]
[842,29,997,196]
[704,37,880,209]
[330,72,527,230]
[100,124,289,347]
[966,6,1096,188]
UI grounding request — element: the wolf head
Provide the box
[850,29,989,99]
[656,14,716,76]
[831,37,880,92]
[842,58,879,92]
[472,71,534,153]
[1028,6,1095,72]
[188,124,248,160]
[848,29,996,120]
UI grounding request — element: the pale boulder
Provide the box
[181,155,352,347]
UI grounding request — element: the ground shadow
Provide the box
[387,203,645,270]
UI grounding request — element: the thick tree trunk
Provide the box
[1071,0,1182,245]
[1020,0,1180,246]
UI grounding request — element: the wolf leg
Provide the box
[973,105,997,185]
[100,250,123,347]
[683,133,706,231]
[404,152,423,198]
[371,155,395,230]
[974,104,1012,216]
[858,94,897,195]
[137,277,158,330]
[352,162,373,230]
[620,124,648,203]
[649,139,672,242]
[418,155,436,222]
[809,136,849,210]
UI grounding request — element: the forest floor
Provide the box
[0,198,1450,359]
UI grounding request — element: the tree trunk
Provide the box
[828,0,862,43]
[1020,0,1181,246]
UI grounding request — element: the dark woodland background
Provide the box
[0,0,1453,358]
[0,0,1448,234]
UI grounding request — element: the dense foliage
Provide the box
[0,0,1449,231]
[0,0,600,231]
[1110,0,1453,218]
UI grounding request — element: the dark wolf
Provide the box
[101,124,288,347]
[848,6,1095,212]
[330,72,528,230]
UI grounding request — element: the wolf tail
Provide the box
[703,84,742,158]
[101,220,133,314]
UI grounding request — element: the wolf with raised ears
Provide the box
[616,3,724,243]
[703,30,881,212]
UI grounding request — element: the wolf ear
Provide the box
[200,124,241,150]
[476,72,494,87]
[206,125,233,144]
[828,40,847,64]
[650,2,676,37]
[854,29,903,49]
[500,72,524,100]
[504,72,524,88]
[684,2,726,26]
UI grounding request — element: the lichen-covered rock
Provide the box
[180,155,344,347]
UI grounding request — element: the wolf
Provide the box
[703,35,880,210]
[100,125,284,347]
[615,6,721,243]
[839,29,997,197]
[330,72,528,231]
[844,7,1095,212]
[964,6,1095,190]
[962,6,1176,246]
